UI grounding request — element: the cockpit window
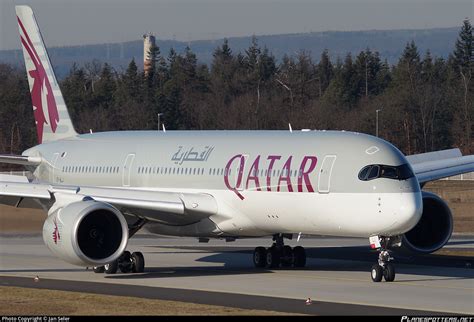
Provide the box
[358,166,370,180]
[358,163,414,181]
[368,165,380,180]
[380,166,398,179]
[397,164,415,180]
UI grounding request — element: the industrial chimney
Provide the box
[143,32,156,76]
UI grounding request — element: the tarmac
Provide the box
[1,235,473,315]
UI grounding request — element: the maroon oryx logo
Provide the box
[17,16,59,144]
[52,217,60,244]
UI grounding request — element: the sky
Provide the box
[0,0,472,51]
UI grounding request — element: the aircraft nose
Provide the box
[396,191,423,234]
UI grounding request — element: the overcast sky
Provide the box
[0,0,472,51]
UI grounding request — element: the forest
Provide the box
[0,19,472,162]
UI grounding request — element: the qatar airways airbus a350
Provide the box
[1,6,473,282]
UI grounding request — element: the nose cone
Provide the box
[393,190,423,235]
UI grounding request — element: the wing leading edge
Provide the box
[0,176,217,225]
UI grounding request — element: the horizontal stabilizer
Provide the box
[0,155,42,166]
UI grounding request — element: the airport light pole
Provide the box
[157,113,163,131]
[376,109,382,137]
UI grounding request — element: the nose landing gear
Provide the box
[370,236,396,282]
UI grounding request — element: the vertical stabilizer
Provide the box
[15,5,77,144]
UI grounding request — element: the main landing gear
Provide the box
[370,236,396,282]
[253,234,306,269]
[93,251,145,274]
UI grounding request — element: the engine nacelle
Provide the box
[43,200,129,266]
[401,191,453,254]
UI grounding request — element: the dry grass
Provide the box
[0,207,46,234]
[424,181,474,234]
[434,248,474,257]
[0,286,289,315]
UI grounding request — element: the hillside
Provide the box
[0,27,459,79]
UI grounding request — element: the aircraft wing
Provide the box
[407,148,474,184]
[0,175,217,225]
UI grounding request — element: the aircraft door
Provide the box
[50,153,60,182]
[318,155,337,193]
[122,153,135,187]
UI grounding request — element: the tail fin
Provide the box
[15,5,77,144]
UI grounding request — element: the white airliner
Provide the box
[1,5,473,282]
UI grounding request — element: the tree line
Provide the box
[0,19,472,162]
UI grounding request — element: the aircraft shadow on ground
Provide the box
[0,268,86,273]
[107,245,473,281]
[105,265,275,280]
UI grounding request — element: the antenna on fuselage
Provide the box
[289,123,293,133]
[162,124,166,133]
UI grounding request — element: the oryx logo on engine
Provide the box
[53,217,61,244]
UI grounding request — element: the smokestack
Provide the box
[143,32,156,77]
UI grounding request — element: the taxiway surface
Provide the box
[1,235,473,315]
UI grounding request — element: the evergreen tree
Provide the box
[354,49,383,97]
[452,19,473,73]
[317,49,334,94]
[211,39,236,104]
[449,18,473,153]
[94,63,116,109]
[123,59,140,101]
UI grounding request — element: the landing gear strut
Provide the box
[370,236,396,282]
[253,234,306,269]
[93,250,145,274]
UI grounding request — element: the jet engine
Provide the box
[401,191,453,254]
[43,199,128,266]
